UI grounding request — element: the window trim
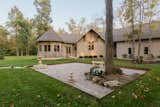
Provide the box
[54,45,60,52]
[88,42,94,51]
[144,47,149,55]
[128,48,132,55]
[44,45,51,52]
[66,46,71,54]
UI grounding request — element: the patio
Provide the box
[33,63,146,99]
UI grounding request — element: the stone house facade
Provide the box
[115,23,160,59]
[37,29,106,59]
[37,23,160,59]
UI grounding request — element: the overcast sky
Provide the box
[0,0,123,30]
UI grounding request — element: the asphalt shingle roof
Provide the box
[37,29,63,42]
[37,22,160,43]
[99,22,160,42]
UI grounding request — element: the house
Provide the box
[37,23,160,59]
[113,23,160,59]
[37,29,106,59]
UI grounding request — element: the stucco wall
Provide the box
[76,31,105,58]
[116,39,160,59]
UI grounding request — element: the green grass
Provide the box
[0,56,103,67]
[0,56,160,107]
[0,56,38,67]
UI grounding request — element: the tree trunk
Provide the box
[105,0,114,75]
[130,0,135,60]
[21,50,23,56]
[137,0,143,63]
[26,48,28,56]
[148,20,152,58]
[16,47,19,56]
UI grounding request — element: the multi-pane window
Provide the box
[44,45,51,52]
[88,42,94,51]
[54,45,60,52]
[144,47,148,54]
[66,47,71,54]
[128,48,132,54]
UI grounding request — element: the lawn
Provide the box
[0,56,160,107]
[0,56,103,67]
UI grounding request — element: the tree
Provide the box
[105,0,114,74]
[144,0,160,58]
[57,28,67,35]
[66,17,87,35]
[0,26,9,56]
[123,0,139,60]
[7,6,24,56]
[33,0,52,37]
[87,17,105,32]
[15,19,32,56]
[7,6,34,56]
[137,0,144,63]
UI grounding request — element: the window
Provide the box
[54,45,60,52]
[144,47,148,54]
[44,45,48,52]
[74,46,77,51]
[128,48,132,54]
[48,45,51,52]
[39,45,42,51]
[44,45,51,52]
[88,42,94,51]
[66,47,71,54]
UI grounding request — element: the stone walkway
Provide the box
[33,63,146,99]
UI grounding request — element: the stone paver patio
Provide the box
[33,63,146,99]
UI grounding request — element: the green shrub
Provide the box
[90,66,104,76]
[0,49,5,60]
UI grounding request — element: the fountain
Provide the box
[33,56,47,69]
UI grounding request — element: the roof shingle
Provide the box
[37,22,160,43]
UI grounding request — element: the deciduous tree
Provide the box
[33,0,52,37]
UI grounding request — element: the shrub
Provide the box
[90,66,104,76]
[0,55,4,60]
[93,56,97,58]
[79,56,83,58]
[99,55,104,58]
[122,54,128,58]
[0,49,4,60]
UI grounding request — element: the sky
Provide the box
[0,0,122,30]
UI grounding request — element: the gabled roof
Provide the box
[37,22,160,43]
[37,29,82,44]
